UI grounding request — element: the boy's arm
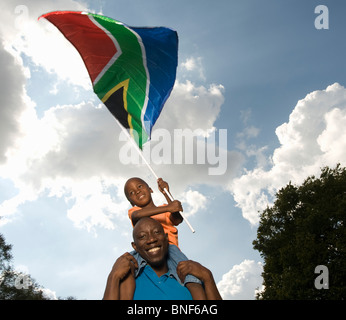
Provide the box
[131,206,169,225]
[157,178,173,203]
[131,200,183,225]
[157,178,183,226]
[169,211,183,226]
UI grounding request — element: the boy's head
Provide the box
[124,177,153,207]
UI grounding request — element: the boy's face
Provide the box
[125,178,153,207]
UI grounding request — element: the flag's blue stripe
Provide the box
[132,27,178,136]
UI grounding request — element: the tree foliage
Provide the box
[0,232,49,300]
[253,164,346,299]
[0,231,77,300]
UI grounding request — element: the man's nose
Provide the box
[146,234,158,244]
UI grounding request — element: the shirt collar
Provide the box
[134,254,178,280]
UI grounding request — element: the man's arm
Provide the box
[103,253,138,300]
[177,260,222,300]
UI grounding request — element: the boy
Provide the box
[122,177,205,300]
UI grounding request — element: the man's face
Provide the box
[125,178,153,207]
[132,218,169,268]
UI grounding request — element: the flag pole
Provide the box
[117,119,195,233]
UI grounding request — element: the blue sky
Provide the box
[0,0,346,299]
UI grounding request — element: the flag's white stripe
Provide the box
[87,15,122,86]
[123,26,150,139]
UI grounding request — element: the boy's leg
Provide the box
[185,282,207,300]
[167,245,202,286]
[167,245,205,300]
[119,272,135,300]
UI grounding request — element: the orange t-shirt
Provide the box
[128,205,179,247]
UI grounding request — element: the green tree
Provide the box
[0,232,48,300]
[0,231,76,300]
[253,164,346,300]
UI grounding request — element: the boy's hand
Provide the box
[110,252,138,281]
[167,200,183,213]
[176,260,210,283]
[157,178,169,194]
[177,260,223,300]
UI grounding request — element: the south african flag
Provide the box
[39,11,178,149]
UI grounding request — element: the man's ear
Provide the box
[131,241,137,251]
[150,187,153,194]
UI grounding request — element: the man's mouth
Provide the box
[147,246,161,254]
[138,194,145,200]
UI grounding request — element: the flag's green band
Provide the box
[91,13,148,148]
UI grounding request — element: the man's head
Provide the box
[131,217,169,269]
[124,177,153,207]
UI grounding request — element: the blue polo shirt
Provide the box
[133,257,192,300]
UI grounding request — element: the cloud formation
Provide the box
[0,37,29,164]
[0,1,240,230]
[1,0,90,88]
[217,259,263,300]
[230,83,346,225]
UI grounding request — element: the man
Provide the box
[103,217,222,300]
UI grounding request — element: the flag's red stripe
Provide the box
[40,11,117,84]
[38,11,83,20]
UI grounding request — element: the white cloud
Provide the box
[1,0,91,89]
[13,264,58,299]
[180,189,207,217]
[0,1,245,232]
[0,74,238,227]
[237,126,260,139]
[230,83,346,225]
[180,57,206,81]
[40,287,58,300]
[239,108,252,125]
[0,36,29,164]
[157,80,225,134]
[0,100,136,230]
[0,79,236,230]
[0,0,94,167]
[181,57,197,71]
[0,46,240,231]
[146,80,244,188]
[217,259,264,300]
[65,178,130,232]
[317,107,346,164]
